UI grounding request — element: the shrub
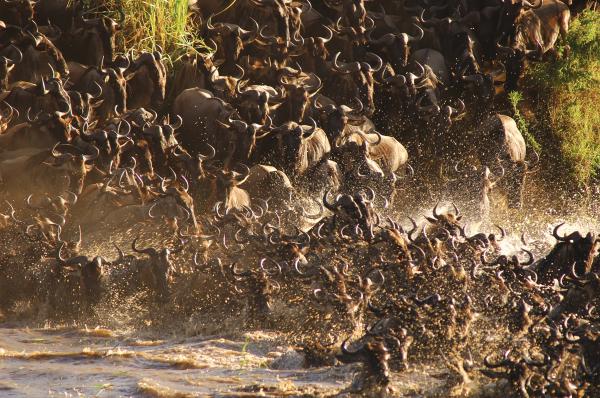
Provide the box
[525,10,600,184]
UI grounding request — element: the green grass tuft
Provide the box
[508,90,541,153]
[106,0,207,67]
[525,10,600,184]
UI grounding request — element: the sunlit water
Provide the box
[0,324,456,397]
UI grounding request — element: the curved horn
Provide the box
[363,52,383,72]
[407,24,424,42]
[432,202,441,219]
[198,144,216,161]
[332,52,360,74]
[319,26,334,43]
[131,237,158,256]
[552,223,568,242]
[169,114,183,130]
[519,249,535,266]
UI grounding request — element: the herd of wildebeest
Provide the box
[0,0,599,396]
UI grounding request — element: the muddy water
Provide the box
[0,326,346,397]
[0,325,450,397]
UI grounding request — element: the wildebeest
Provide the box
[204,15,259,75]
[125,51,167,110]
[252,118,332,188]
[536,223,598,284]
[130,237,184,302]
[366,24,424,71]
[70,65,127,121]
[500,0,570,91]
[325,52,383,117]
[171,87,237,156]
[476,113,536,209]
[58,7,124,67]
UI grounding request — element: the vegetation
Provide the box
[525,10,600,185]
[104,0,206,66]
[508,91,541,153]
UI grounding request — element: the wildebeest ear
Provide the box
[456,216,463,221]
[425,217,437,224]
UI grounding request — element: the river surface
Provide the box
[0,325,346,397]
[0,324,453,397]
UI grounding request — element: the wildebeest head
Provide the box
[209,64,244,102]
[564,327,600,375]
[333,140,384,191]
[9,25,69,83]
[81,121,131,172]
[27,106,74,143]
[205,15,259,64]
[234,82,282,124]
[67,84,105,126]
[261,118,321,174]
[337,338,391,389]
[249,0,294,44]
[37,74,71,110]
[216,116,270,167]
[377,69,411,111]
[230,258,281,318]
[131,237,184,301]
[328,0,369,43]
[330,52,383,117]
[290,28,332,73]
[367,24,424,70]
[496,0,542,44]
[212,164,251,212]
[49,142,100,194]
[167,143,216,183]
[278,72,321,122]
[323,188,377,240]
[425,202,464,238]
[55,241,117,304]
[460,72,495,107]
[73,65,127,120]
[537,223,599,282]
[121,138,154,177]
[2,74,70,124]
[140,116,181,173]
[71,8,124,67]
[417,95,465,135]
[125,51,167,110]
[313,97,365,142]
[0,103,18,132]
